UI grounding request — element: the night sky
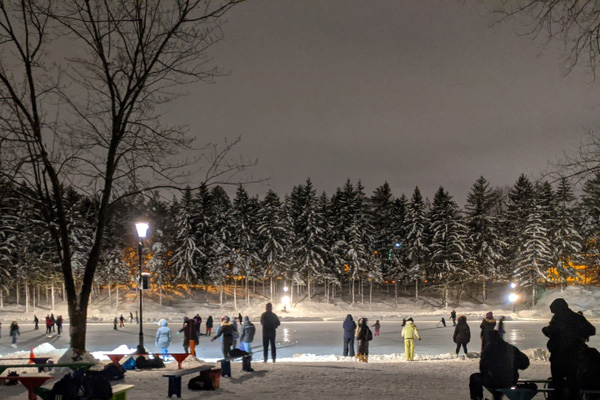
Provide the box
[166,0,600,204]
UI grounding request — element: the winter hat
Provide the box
[407,317,414,322]
[549,298,569,314]
[224,316,230,322]
[485,312,493,319]
[244,316,250,322]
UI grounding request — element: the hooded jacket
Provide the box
[453,315,470,344]
[402,320,421,340]
[214,320,236,343]
[343,314,357,340]
[542,298,596,356]
[155,319,172,348]
[480,317,496,337]
[240,317,256,343]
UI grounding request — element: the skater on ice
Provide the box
[401,317,421,361]
[453,315,470,358]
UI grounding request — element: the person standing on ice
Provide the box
[260,302,281,363]
[480,311,496,351]
[179,316,199,356]
[450,310,457,326]
[119,314,125,328]
[56,315,63,335]
[542,298,596,400]
[453,315,470,357]
[401,317,421,361]
[371,320,381,336]
[211,316,235,358]
[355,317,373,362]
[33,315,39,330]
[155,319,172,357]
[206,315,213,336]
[9,321,19,348]
[113,317,118,330]
[129,312,133,324]
[240,316,256,353]
[342,314,356,357]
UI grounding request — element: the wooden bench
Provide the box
[217,353,253,377]
[485,379,554,400]
[162,365,214,398]
[111,383,135,400]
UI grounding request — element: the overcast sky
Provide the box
[167,0,600,205]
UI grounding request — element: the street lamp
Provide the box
[135,221,149,354]
[510,282,517,290]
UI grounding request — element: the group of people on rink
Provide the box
[154,302,280,363]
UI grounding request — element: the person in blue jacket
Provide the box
[155,319,172,357]
[343,314,357,357]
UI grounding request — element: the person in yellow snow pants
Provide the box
[401,317,421,361]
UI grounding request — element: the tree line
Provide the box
[1,173,599,309]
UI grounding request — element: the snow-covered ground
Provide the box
[0,286,598,399]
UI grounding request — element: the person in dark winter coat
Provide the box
[9,321,19,347]
[206,315,213,336]
[355,317,373,363]
[193,314,202,337]
[450,310,457,326]
[240,316,256,353]
[342,314,357,357]
[260,302,281,363]
[480,311,496,351]
[469,330,530,400]
[179,316,199,356]
[497,316,505,338]
[33,315,39,330]
[453,315,470,357]
[372,320,381,336]
[119,314,125,328]
[113,317,118,330]
[212,316,236,358]
[542,298,596,400]
[56,315,63,335]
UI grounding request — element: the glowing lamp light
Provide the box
[283,286,289,293]
[508,293,519,303]
[282,296,290,305]
[510,282,517,289]
[135,222,149,239]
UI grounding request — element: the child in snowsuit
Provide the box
[155,319,172,357]
[401,317,421,361]
[372,320,381,337]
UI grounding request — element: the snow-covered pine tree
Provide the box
[256,190,291,301]
[205,186,233,304]
[549,179,582,287]
[171,187,203,284]
[579,173,600,284]
[288,179,327,301]
[513,183,553,306]
[404,187,429,301]
[464,176,506,301]
[428,187,468,307]
[505,174,535,283]
[389,194,408,305]
[369,183,396,275]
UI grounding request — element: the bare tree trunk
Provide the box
[159,283,163,306]
[369,281,373,305]
[234,279,237,310]
[395,280,398,307]
[482,280,487,302]
[415,280,419,302]
[51,282,55,310]
[16,281,19,305]
[307,277,311,300]
[0,290,3,308]
[351,279,355,304]
[270,277,273,302]
[220,285,223,306]
[116,285,119,310]
[33,284,36,310]
[360,278,364,304]
[25,281,30,313]
[108,284,112,307]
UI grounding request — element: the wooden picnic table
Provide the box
[0,362,95,376]
[0,374,54,400]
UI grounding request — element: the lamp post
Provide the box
[509,293,519,313]
[135,222,149,354]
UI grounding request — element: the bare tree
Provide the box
[0,0,244,357]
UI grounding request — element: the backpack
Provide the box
[121,356,136,370]
[135,355,165,370]
[102,362,125,381]
[49,370,112,400]
[188,370,214,391]
[366,327,373,341]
